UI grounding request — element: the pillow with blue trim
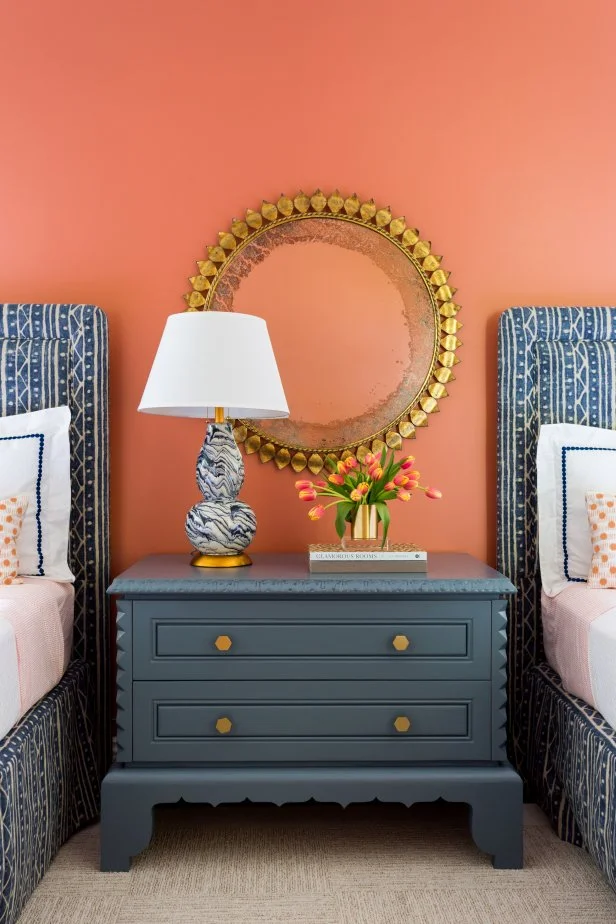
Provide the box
[0,406,73,581]
[537,422,616,596]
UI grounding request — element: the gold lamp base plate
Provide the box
[190,552,252,568]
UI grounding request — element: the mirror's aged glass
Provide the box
[184,190,461,474]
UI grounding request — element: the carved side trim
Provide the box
[116,601,133,763]
[492,599,508,761]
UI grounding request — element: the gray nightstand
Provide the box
[101,552,522,871]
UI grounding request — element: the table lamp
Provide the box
[138,311,289,567]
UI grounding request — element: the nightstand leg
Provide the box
[100,770,154,871]
[468,774,523,869]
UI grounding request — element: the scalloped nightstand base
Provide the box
[101,765,523,872]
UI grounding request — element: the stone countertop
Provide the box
[108,552,516,596]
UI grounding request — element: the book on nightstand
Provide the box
[308,543,428,573]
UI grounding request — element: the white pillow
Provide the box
[537,422,616,596]
[0,407,73,581]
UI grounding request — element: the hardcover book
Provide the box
[308,543,428,573]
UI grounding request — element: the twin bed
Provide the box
[0,303,615,922]
[498,305,616,890]
[0,304,109,924]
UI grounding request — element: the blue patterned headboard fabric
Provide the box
[497,306,616,769]
[0,304,110,768]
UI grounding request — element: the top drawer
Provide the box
[132,599,492,681]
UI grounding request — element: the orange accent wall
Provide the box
[2,0,616,573]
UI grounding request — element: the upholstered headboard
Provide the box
[497,306,616,771]
[0,303,110,770]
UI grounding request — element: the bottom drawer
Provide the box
[132,680,491,763]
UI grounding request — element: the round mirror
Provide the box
[184,190,461,473]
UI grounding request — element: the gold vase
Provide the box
[351,504,379,540]
[341,504,388,551]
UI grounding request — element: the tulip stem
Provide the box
[317,488,350,500]
[314,499,349,513]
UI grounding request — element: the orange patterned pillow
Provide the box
[0,496,28,585]
[586,492,616,588]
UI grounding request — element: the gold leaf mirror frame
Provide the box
[183,189,462,474]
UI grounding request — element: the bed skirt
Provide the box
[0,659,99,924]
[526,662,616,889]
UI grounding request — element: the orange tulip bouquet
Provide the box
[295,449,442,546]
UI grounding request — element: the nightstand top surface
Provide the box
[108,552,515,596]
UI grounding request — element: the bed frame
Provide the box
[497,306,616,889]
[0,304,109,924]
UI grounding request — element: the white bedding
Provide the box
[0,579,74,739]
[541,584,616,729]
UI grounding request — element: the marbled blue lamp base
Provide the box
[185,423,256,567]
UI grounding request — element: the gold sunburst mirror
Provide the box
[183,189,461,474]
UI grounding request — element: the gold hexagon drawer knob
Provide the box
[393,715,411,734]
[214,635,233,652]
[215,716,233,735]
[392,634,410,651]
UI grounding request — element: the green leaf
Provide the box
[335,502,353,538]
[375,502,390,547]
[375,490,397,502]
[380,446,387,467]
[383,449,397,483]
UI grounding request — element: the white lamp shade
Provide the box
[138,311,289,419]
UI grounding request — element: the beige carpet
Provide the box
[18,802,616,924]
